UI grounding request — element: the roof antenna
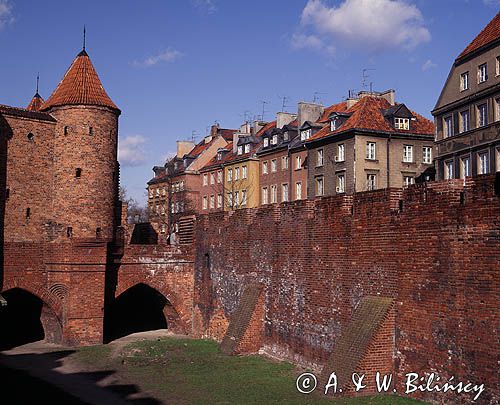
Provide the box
[83,25,86,51]
[36,73,39,95]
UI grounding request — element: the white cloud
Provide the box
[421,59,437,71]
[118,135,148,167]
[291,33,335,54]
[132,48,183,67]
[483,0,500,6]
[192,0,217,14]
[299,0,431,52]
[0,0,14,30]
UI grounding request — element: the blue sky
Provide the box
[0,0,498,203]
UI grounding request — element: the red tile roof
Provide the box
[26,93,44,112]
[318,101,349,122]
[41,50,119,112]
[457,12,500,61]
[309,96,434,142]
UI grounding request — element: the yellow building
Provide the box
[223,157,260,211]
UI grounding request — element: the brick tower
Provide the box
[40,48,120,241]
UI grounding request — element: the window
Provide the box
[337,174,345,193]
[295,155,302,170]
[496,56,500,76]
[478,151,489,175]
[316,176,324,196]
[496,148,500,172]
[262,161,269,174]
[282,183,289,202]
[403,145,413,163]
[445,160,454,180]
[210,173,215,185]
[75,168,82,178]
[263,138,269,147]
[460,110,470,133]
[337,144,345,162]
[156,188,160,196]
[237,145,243,155]
[283,132,289,141]
[227,192,233,207]
[64,126,69,135]
[162,187,166,196]
[27,132,34,141]
[227,168,233,182]
[300,129,311,141]
[242,165,248,179]
[161,205,165,215]
[403,176,414,187]
[202,196,208,210]
[460,72,469,91]
[244,144,250,153]
[271,134,278,145]
[217,152,222,161]
[282,156,289,170]
[295,182,302,200]
[366,142,376,160]
[444,116,453,137]
[217,193,223,208]
[66,227,73,238]
[241,189,248,205]
[460,156,470,179]
[271,159,277,172]
[271,184,278,203]
[179,180,185,190]
[330,118,337,131]
[209,195,215,209]
[262,187,269,204]
[477,104,488,127]
[423,146,432,164]
[495,98,500,122]
[317,149,324,166]
[203,174,208,186]
[149,189,153,198]
[234,191,240,206]
[234,167,240,181]
[89,127,94,135]
[217,170,222,183]
[366,174,376,191]
[478,63,487,83]
[394,117,410,130]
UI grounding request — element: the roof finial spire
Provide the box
[83,25,86,51]
[36,72,39,94]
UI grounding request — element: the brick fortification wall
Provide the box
[194,175,499,404]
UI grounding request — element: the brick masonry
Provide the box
[194,174,499,404]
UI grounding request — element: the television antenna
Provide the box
[362,68,376,90]
[313,91,327,104]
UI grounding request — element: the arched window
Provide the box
[89,127,94,135]
[64,126,69,135]
[75,168,82,178]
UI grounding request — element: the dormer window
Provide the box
[330,119,337,132]
[263,138,269,147]
[301,129,311,141]
[283,132,289,141]
[271,134,278,145]
[237,145,243,155]
[174,162,179,170]
[217,152,222,161]
[394,117,410,130]
[244,144,250,153]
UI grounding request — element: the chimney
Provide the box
[379,89,396,106]
[297,102,324,126]
[176,140,195,158]
[252,120,266,135]
[232,132,240,153]
[276,112,297,129]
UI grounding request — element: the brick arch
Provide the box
[114,280,188,333]
[1,284,63,344]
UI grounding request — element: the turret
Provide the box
[41,48,120,241]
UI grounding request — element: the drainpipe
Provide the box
[387,134,391,188]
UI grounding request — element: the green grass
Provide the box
[73,338,428,405]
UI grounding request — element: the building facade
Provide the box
[433,12,500,180]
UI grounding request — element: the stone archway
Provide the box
[105,283,183,342]
[0,288,63,349]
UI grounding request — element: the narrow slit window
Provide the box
[89,127,94,135]
[26,207,31,218]
[64,126,69,135]
[76,168,82,178]
[67,227,73,238]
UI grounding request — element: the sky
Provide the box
[0,0,498,203]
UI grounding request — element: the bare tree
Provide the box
[120,186,149,224]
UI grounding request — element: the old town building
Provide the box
[433,12,500,180]
[306,90,435,197]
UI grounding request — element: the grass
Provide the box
[73,337,428,405]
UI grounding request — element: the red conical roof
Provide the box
[41,50,119,112]
[26,93,44,112]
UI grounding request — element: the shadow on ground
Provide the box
[0,350,162,404]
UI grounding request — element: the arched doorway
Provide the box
[0,288,62,350]
[105,283,180,342]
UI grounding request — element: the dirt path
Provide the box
[0,330,186,404]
